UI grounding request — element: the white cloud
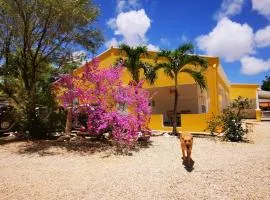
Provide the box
[241,56,270,75]
[214,0,245,20]
[251,0,270,19]
[106,18,116,29]
[116,0,140,13]
[105,37,119,48]
[106,7,159,51]
[147,44,159,51]
[111,9,151,46]
[196,18,254,62]
[255,25,270,48]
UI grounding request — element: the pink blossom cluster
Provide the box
[56,59,152,144]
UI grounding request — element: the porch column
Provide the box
[255,88,261,121]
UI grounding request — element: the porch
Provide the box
[147,84,210,132]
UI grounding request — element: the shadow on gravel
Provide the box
[0,136,153,157]
[0,136,27,145]
[182,158,195,172]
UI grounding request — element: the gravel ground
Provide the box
[0,122,270,200]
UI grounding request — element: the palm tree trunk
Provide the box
[172,75,178,135]
[133,69,140,83]
[65,106,72,135]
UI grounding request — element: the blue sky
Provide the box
[92,0,270,85]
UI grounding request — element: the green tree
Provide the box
[0,0,103,137]
[118,44,157,84]
[156,43,208,135]
[261,75,270,91]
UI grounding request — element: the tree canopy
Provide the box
[261,75,270,91]
[118,44,157,84]
[0,0,103,137]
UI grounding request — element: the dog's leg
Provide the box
[187,149,191,166]
[181,143,186,159]
[182,148,186,159]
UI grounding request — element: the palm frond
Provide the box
[141,62,157,85]
[181,68,207,90]
[176,43,194,55]
[156,50,172,59]
[163,64,174,79]
[135,46,148,57]
[119,44,132,56]
[181,55,208,71]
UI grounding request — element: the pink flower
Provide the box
[56,59,152,145]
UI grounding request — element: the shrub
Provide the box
[206,96,251,142]
[222,109,247,142]
[56,59,152,146]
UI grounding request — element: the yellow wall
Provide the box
[230,84,259,100]
[181,113,212,132]
[72,47,258,133]
[149,114,182,132]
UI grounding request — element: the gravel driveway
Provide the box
[0,122,270,200]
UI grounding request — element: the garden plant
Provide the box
[55,59,152,146]
[207,96,251,142]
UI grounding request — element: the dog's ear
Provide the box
[180,134,184,140]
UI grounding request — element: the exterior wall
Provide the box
[204,61,220,114]
[181,113,212,132]
[230,84,258,100]
[230,84,259,119]
[217,67,230,111]
[72,48,258,132]
[149,114,182,132]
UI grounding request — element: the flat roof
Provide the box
[230,83,260,87]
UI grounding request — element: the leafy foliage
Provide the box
[206,96,251,142]
[261,75,270,91]
[155,43,208,135]
[55,59,152,146]
[0,0,103,137]
[118,44,157,84]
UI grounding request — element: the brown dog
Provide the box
[180,132,193,166]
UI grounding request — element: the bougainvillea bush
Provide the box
[55,59,152,145]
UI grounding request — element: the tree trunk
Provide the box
[172,75,178,135]
[65,106,73,135]
[25,85,38,137]
[132,69,140,83]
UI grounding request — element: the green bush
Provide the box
[206,96,251,142]
[222,109,247,142]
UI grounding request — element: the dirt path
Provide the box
[0,122,270,200]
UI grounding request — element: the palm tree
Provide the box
[156,43,208,135]
[118,44,157,84]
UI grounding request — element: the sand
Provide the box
[0,122,269,200]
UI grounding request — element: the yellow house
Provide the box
[74,47,260,133]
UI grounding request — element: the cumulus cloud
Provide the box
[105,37,119,48]
[214,0,245,20]
[241,56,270,75]
[147,44,159,51]
[116,0,140,13]
[255,25,270,48]
[106,9,159,49]
[196,17,254,62]
[114,9,151,46]
[251,0,270,19]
